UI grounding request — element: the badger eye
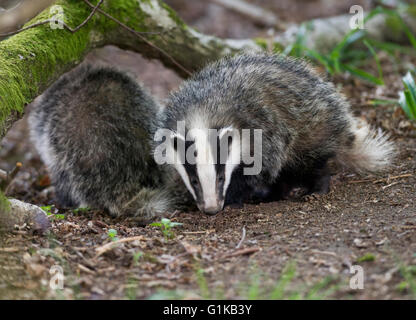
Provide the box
[191,177,198,186]
[218,175,224,183]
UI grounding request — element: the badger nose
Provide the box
[203,206,221,215]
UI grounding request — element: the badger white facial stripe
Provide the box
[193,129,218,209]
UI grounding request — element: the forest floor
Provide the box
[1,0,416,300]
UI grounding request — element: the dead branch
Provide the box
[219,247,261,260]
[0,162,22,192]
[0,0,55,34]
[0,0,103,37]
[94,235,147,259]
[210,0,284,29]
[235,226,246,249]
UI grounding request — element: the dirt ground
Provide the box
[1,0,416,300]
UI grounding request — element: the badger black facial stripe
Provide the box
[171,134,197,200]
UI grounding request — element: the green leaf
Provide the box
[342,63,384,85]
[363,39,384,85]
[399,72,416,120]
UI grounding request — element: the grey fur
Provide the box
[29,65,182,224]
[162,53,395,211]
[29,53,395,221]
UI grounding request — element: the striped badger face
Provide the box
[170,127,240,215]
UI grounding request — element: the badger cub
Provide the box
[29,65,176,223]
[159,53,395,215]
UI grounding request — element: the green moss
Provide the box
[105,0,150,33]
[0,191,9,213]
[356,253,376,263]
[0,190,10,233]
[0,0,110,132]
[0,0,189,134]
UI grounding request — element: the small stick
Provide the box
[0,0,104,37]
[349,173,413,184]
[219,247,260,260]
[235,226,246,249]
[0,162,22,192]
[311,249,338,257]
[373,173,413,184]
[183,229,215,235]
[77,263,95,274]
[382,181,400,190]
[94,235,146,258]
[209,0,283,28]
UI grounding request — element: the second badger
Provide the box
[29,65,191,224]
[158,53,395,215]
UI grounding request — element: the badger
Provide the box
[157,53,395,215]
[29,65,187,224]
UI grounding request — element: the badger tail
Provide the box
[336,118,395,173]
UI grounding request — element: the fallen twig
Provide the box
[235,226,246,249]
[183,229,216,235]
[382,181,400,190]
[0,247,20,253]
[311,249,338,257]
[373,173,413,184]
[94,235,146,258]
[0,162,22,192]
[219,247,261,260]
[77,263,95,274]
[348,173,413,185]
[0,0,104,37]
[210,0,283,28]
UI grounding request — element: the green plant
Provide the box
[133,251,143,265]
[41,205,65,220]
[240,262,339,300]
[397,264,416,298]
[40,205,53,215]
[399,71,416,120]
[73,207,90,214]
[282,6,416,85]
[150,218,182,240]
[107,228,118,241]
[356,253,376,263]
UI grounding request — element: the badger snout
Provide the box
[198,199,224,215]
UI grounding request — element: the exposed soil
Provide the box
[1,0,416,300]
